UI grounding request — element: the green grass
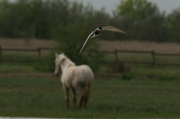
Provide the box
[0,64,35,73]
[0,77,180,118]
[131,65,180,79]
[0,54,40,73]
[1,53,39,62]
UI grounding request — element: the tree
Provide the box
[0,0,42,38]
[113,0,167,42]
[36,23,104,73]
[167,7,180,42]
[50,23,104,72]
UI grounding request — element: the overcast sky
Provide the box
[69,0,180,15]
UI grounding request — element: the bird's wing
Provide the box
[79,30,95,55]
[102,26,126,34]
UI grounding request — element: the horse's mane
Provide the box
[60,54,75,71]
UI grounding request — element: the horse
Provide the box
[54,53,94,108]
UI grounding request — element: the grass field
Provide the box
[0,76,180,118]
[1,39,180,118]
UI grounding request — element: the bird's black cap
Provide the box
[98,27,102,30]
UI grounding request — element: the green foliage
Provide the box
[122,73,134,80]
[167,7,180,42]
[34,22,105,73]
[0,0,42,38]
[113,0,167,42]
[51,23,104,73]
[0,0,95,39]
[0,0,180,43]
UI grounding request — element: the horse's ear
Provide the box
[55,52,59,58]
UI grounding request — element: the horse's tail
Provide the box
[83,79,91,97]
[81,79,91,107]
[81,70,94,106]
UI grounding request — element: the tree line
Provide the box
[0,0,180,42]
[1,0,180,72]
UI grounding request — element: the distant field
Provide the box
[0,38,57,49]
[0,77,180,118]
[1,38,180,54]
[100,40,180,54]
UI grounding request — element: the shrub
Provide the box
[122,73,134,80]
[35,23,104,73]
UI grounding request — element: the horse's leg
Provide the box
[83,84,90,108]
[63,86,69,108]
[72,88,76,107]
[83,95,88,108]
[78,95,84,108]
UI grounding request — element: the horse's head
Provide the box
[54,52,65,76]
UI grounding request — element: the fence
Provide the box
[101,49,180,66]
[0,46,180,66]
[0,46,52,63]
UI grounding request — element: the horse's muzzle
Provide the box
[54,71,59,77]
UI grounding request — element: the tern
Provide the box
[79,26,126,55]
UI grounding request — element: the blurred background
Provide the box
[1,0,180,118]
[0,0,180,75]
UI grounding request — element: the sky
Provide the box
[70,0,180,15]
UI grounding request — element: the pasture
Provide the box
[0,76,180,118]
[1,39,180,118]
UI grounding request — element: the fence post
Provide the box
[114,49,118,63]
[152,50,155,66]
[0,46,1,64]
[38,48,41,57]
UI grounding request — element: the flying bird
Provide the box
[79,26,126,55]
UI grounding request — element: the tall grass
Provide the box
[0,77,180,118]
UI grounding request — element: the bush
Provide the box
[122,73,134,80]
[35,23,104,73]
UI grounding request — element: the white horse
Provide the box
[54,53,94,108]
